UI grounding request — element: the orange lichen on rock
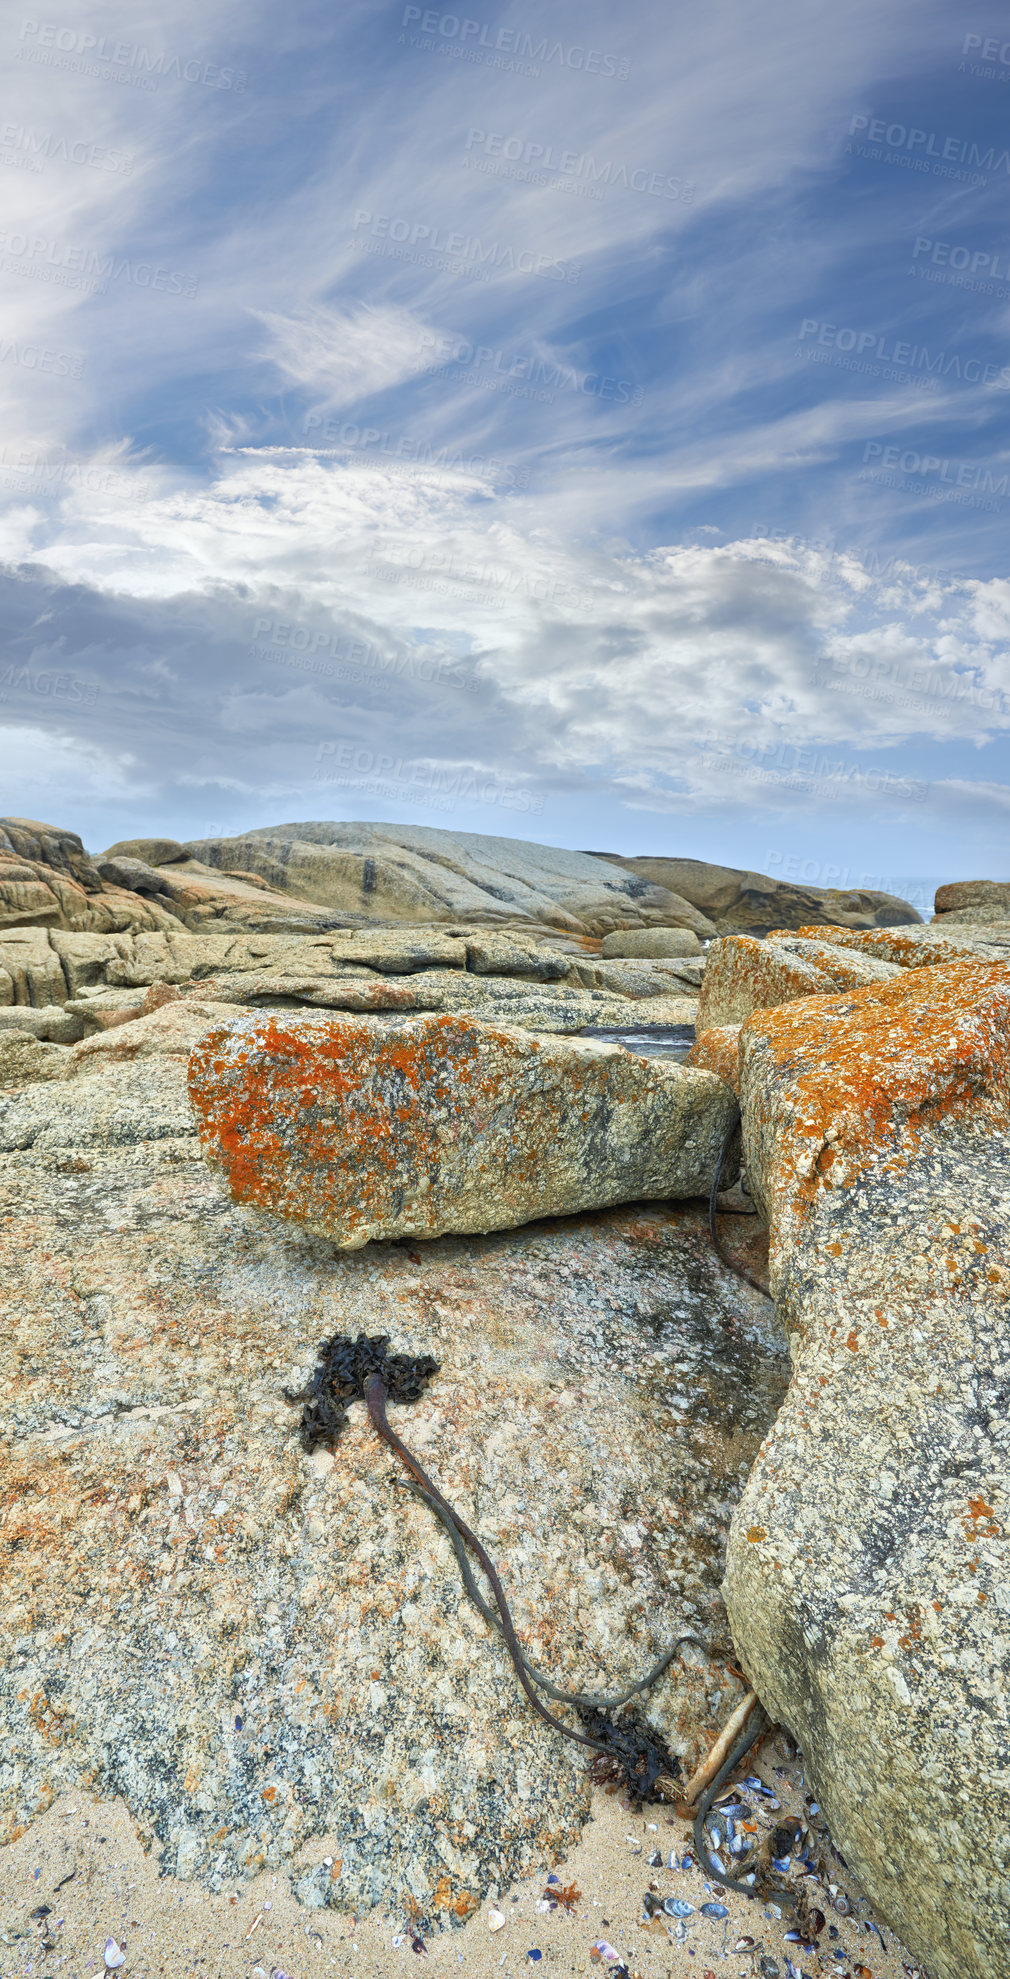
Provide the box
[187,1010,738,1249]
[737,958,1010,1241]
[788,924,988,969]
[686,1023,742,1091]
[696,934,835,1031]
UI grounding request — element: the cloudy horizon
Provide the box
[1,0,1008,899]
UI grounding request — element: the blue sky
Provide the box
[1,0,1009,900]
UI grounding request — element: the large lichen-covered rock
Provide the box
[188,1013,737,1249]
[696,933,901,1031]
[0,1013,779,1915]
[182,823,712,935]
[723,960,1010,1979]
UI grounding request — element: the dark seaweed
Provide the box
[580,1705,682,1801]
[285,1331,440,1451]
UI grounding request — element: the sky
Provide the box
[1,0,1009,906]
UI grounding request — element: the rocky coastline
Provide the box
[1,814,1006,1979]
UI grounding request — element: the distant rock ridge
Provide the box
[180,822,923,937]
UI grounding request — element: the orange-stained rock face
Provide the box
[737,958,1010,1279]
[188,1011,739,1248]
[724,954,1010,1979]
[785,923,998,968]
[696,935,834,1032]
[686,1024,742,1092]
[696,932,901,1033]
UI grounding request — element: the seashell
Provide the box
[487,1910,506,1932]
[832,1892,852,1916]
[104,1944,126,1972]
[647,1850,663,1867]
[663,1898,694,1918]
[701,1902,729,1918]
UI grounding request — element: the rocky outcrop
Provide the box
[592,854,922,936]
[724,960,1010,1979]
[0,1011,779,1913]
[791,921,1010,967]
[0,924,699,1043]
[695,932,902,1031]
[95,853,357,934]
[189,1013,738,1249]
[181,823,715,935]
[934,879,1010,922]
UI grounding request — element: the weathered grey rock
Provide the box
[0,1032,65,1085]
[724,958,1010,1979]
[101,836,189,865]
[0,927,69,1005]
[463,932,572,978]
[0,816,103,892]
[62,997,243,1074]
[189,1013,738,1249]
[0,1027,780,1915]
[600,927,702,959]
[575,957,704,998]
[0,924,700,1039]
[182,823,714,935]
[0,1004,83,1042]
[696,933,901,1031]
[593,854,922,935]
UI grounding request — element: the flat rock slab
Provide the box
[0,1038,780,1921]
[724,960,1010,1979]
[188,1013,736,1249]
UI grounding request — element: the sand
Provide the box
[0,1733,919,1979]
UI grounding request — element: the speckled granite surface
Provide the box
[725,961,1010,1979]
[0,1044,781,1925]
